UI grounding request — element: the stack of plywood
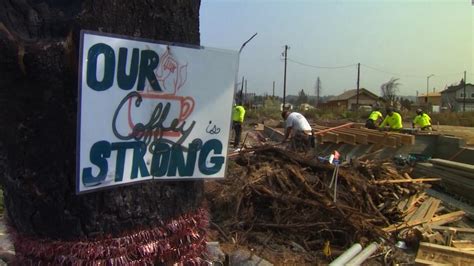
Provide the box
[413,158,474,203]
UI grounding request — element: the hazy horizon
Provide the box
[200,0,473,97]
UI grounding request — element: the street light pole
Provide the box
[426,74,434,104]
[235,33,258,104]
[239,33,258,54]
[283,45,288,107]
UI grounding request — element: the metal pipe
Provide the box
[329,243,362,266]
[346,242,379,265]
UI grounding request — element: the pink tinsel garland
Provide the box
[11,208,209,265]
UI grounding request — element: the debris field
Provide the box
[205,145,467,264]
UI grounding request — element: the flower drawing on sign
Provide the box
[155,48,188,95]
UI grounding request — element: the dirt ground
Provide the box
[433,125,474,145]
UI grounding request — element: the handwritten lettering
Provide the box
[112,92,196,152]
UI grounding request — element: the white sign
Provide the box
[77,31,239,193]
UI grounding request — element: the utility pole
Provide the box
[463,71,466,112]
[283,45,289,107]
[239,76,244,105]
[426,74,434,104]
[272,81,275,98]
[356,63,360,111]
[245,79,247,106]
[315,76,321,107]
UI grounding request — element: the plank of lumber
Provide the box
[409,198,435,223]
[429,158,474,173]
[432,164,474,180]
[416,242,474,265]
[414,258,453,266]
[311,123,354,135]
[452,240,474,251]
[317,132,339,143]
[331,129,367,145]
[373,178,441,184]
[403,193,426,221]
[431,226,474,234]
[429,211,466,227]
[423,199,441,222]
[384,211,465,232]
[332,131,356,145]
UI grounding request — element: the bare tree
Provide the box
[380,78,401,105]
[296,89,309,106]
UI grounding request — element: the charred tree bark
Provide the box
[0,0,204,262]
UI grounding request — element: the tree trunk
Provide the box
[0,0,206,263]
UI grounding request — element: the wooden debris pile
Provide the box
[205,146,453,262]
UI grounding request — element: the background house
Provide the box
[441,82,474,112]
[322,88,380,111]
[416,91,442,112]
[417,91,442,106]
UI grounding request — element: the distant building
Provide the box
[416,91,442,106]
[440,82,474,112]
[322,88,380,111]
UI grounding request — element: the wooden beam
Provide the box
[332,129,368,144]
[373,178,441,184]
[452,240,474,251]
[334,132,356,145]
[409,198,435,223]
[431,226,474,234]
[423,199,441,222]
[416,242,474,265]
[414,258,452,265]
[384,211,465,233]
[429,211,466,227]
[317,132,338,144]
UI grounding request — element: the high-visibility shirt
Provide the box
[413,113,431,128]
[368,111,383,121]
[379,112,403,129]
[232,105,245,123]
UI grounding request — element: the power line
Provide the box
[286,58,469,80]
[361,64,426,79]
[287,58,357,69]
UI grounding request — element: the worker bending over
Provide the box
[281,110,313,151]
[379,107,403,131]
[365,106,383,129]
[412,108,432,131]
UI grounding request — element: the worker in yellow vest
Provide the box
[232,104,246,148]
[379,107,403,131]
[412,108,432,131]
[365,106,384,129]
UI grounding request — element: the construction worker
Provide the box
[232,103,246,149]
[365,106,384,129]
[412,108,432,131]
[379,107,403,131]
[281,110,313,151]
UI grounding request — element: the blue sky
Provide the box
[200,0,473,97]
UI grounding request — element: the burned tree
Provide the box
[0,0,206,263]
[380,77,401,106]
